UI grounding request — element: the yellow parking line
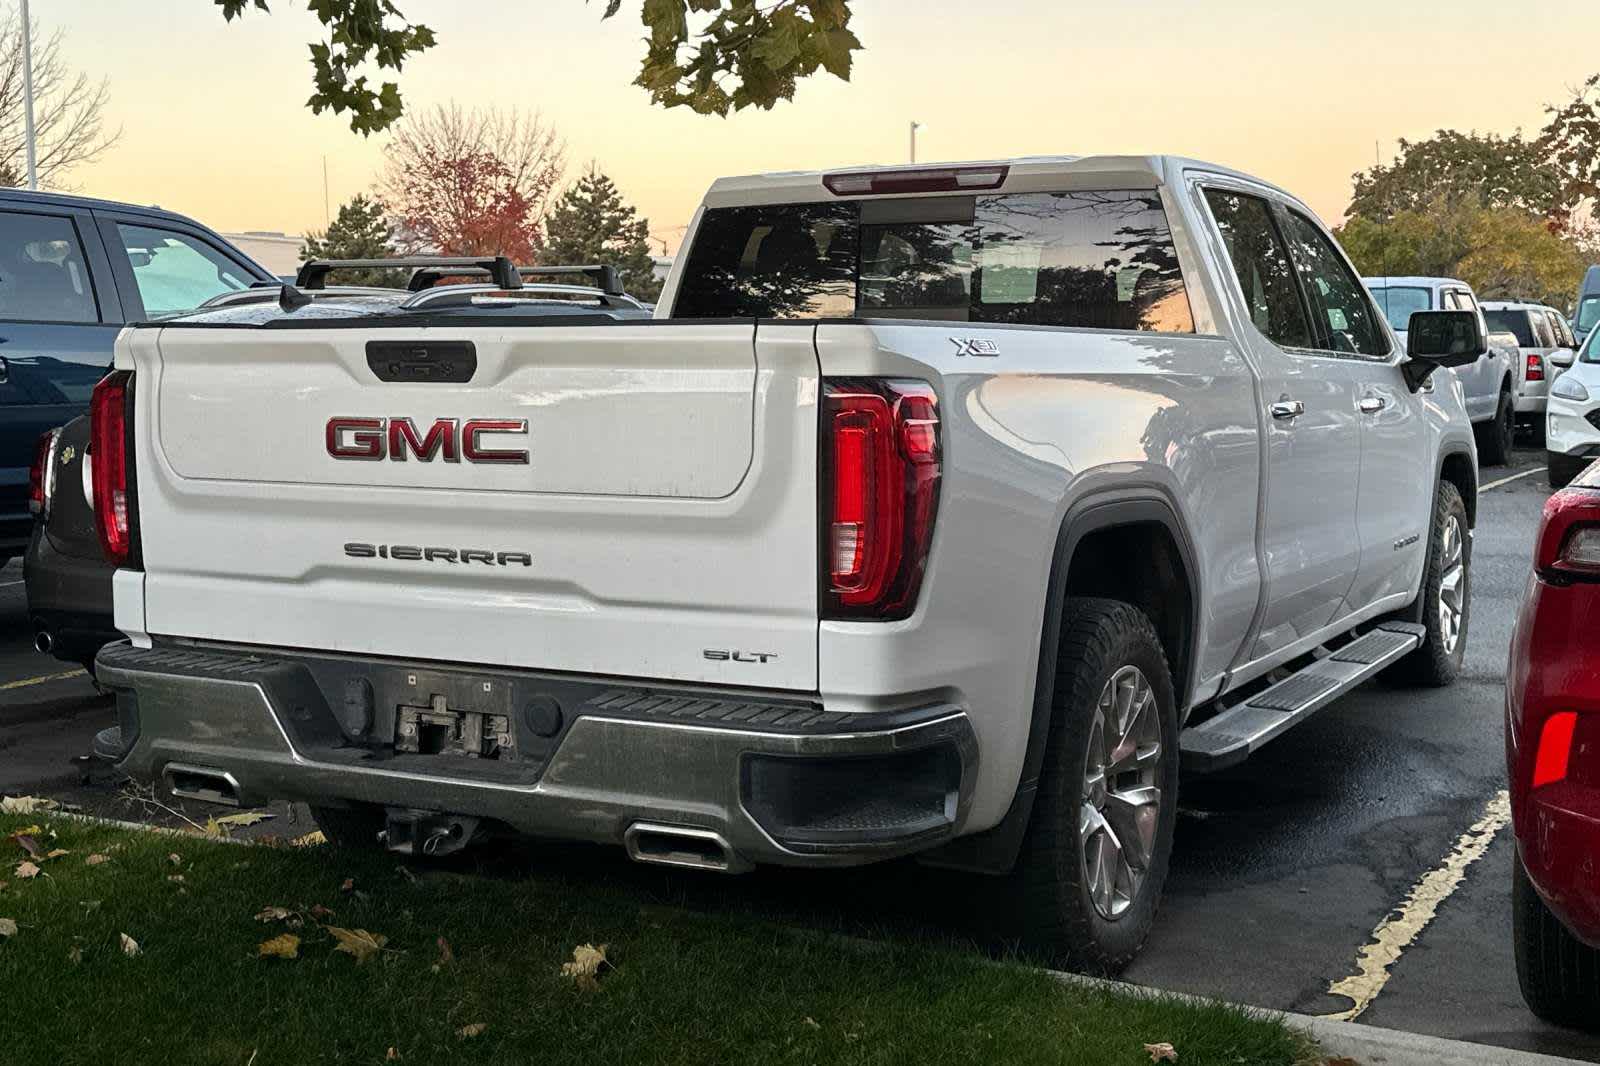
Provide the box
[0,669,86,691]
[1479,467,1542,492]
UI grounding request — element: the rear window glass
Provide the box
[1485,309,1535,347]
[672,190,1194,332]
[1367,286,1430,332]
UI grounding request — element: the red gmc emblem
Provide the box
[325,417,530,465]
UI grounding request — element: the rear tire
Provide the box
[1386,481,1469,687]
[1514,852,1600,1029]
[1475,389,1514,467]
[310,804,388,853]
[1549,451,1589,489]
[1005,597,1179,974]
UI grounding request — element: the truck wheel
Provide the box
[1514,852,1600,1029]
[1475,390,1514,467]
[1008,597,1178,974]
[310,804,388,852]
[1387,481,1469,687]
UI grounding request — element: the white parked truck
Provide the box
[91,158,1484,970]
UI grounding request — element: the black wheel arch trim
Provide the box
[920,488,1200,875]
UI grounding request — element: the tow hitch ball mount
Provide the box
[382,808,482,857]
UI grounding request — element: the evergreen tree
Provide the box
[301,195,406,288]
[542,166,663,301]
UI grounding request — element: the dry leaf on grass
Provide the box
[339,877,355,893]
[802,1017,820,1030]
[291,831,326,848]
[309,904,335,921]
[1144,1043,1178,1063]
[456,1023,487,1040]
[327,926,387,964]
[167,853,182,867]
[167,875,185,884]
[385,1049,400,1062]
[436,937,455,966]
[85,854,110,867]
[258,933,301,960]
[0,917,16,938]
[119,933,140,957]
[560,943,611,990]
[11,834,42,860]
[0,796,58,815]
[14,862,40,880]
[43,849,69,861]
[215,810,273,828]
[67,944,82,964]
[255,906,296,924]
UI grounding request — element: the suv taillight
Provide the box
[821,379,941,619]
[27,429,55,516]
[1528,353,1545,382]
[90,370,135,566]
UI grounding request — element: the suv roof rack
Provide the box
[296,256,523,292]
[404,263,625,296]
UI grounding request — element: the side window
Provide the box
[1201,188,1312,349]
[1548,310,1575,348]
[0,211,97,323]
[115,224,253,318]
[1277,209,1387,358]
[1532,311,1555,348]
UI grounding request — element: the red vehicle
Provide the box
[1508,466,1600,1026]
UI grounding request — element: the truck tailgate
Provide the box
[127,321,821,690]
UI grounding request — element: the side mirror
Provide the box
[1551,350,1576,369]
[1404,310,1487,390]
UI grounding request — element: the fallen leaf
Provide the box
[456,1023,487,1040]
[167,875,185,884]
[0,882,8,892]
[14,862,40,880]
[802,1017,820,1030]
[85,854,111,866]
[119,933,140,957]
[66,945,82,964]
[43,849,69,861]
[11,835,41,860]
[560,943,611,991]
[309,904,335,921]
[213,810,273,830]
[340,877,355,893]
[12,825,41,837]
[385,1049,400,1062]
[327,926,387,964]
[0,918,16,938]
[80,900,101,912]
[255,906,296,923]
[291,831,326,848]
[258,933,301,960]
[167,853,182,867]
[1144,1043,1178,1063]
[436,937,455,966]
[0,796,58,815]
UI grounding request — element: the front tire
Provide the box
[1549,451,1589,489]
[1387,481,1469,687]
[1007,597,1179,974]
[1514,852,1600,1029]
[1475,390,1514,467]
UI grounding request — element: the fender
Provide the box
[922,489,1201,875]
[1395,445,1477,625]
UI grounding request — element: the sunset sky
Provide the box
[43,0,1600,254]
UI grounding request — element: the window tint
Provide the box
[1531,311,1555,348]
[1202,189,1312,349]
[116,224,253,318]
[1546,310,1574,348]
[1368,285,1430,331]
[0,211,96,323]
[1277,210,1387,357]
[1485,309,1535,346]
[672,190,1194,332]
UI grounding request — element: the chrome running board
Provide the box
[1180,622,1426,773]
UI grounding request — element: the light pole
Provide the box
[20,0,36,189]
[909,121,922,164]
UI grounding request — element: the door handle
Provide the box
[1359,396,1387,414]
[1269,399,1305,420]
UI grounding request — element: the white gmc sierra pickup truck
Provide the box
[91,157,1486,970]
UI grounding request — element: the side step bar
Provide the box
[1180,622,1426,773]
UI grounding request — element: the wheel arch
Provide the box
[921,490,1200,875]
[1440,448,1477,529]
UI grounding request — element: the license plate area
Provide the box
[393,671,515,760]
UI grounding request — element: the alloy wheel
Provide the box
[1079,664,1164,921]
[1438,513,1466,655]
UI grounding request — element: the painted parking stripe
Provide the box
[1479,468,1543,492]
[0,579,22,588]
[0,668,86,691]
[1319,790,1511,1021]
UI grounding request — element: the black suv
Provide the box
[6,189,275,667]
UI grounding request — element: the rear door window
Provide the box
[0,211,98,324]
[672,190,1194,332]
[1202,188,1313,350]
[115,224,255,318]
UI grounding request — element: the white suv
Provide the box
[1483,300,1579,442]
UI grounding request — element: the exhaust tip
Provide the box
[33,631,53,654]
[164,763,242,807]
[624,822,750,874]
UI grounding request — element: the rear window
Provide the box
[671,190,1194,332]
[1367,286,1430,332]
[1485,309,1535,347]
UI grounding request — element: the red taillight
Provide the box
[27,430,53,516]
[1533,711,1579,788]
[90,370,134,566]
[1527,353,1545,382]
[823,165,1009,197]
[822,379,941,619]
[1535,487,1600,576]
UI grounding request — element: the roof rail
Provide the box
[296,256,523,292]
[404,263,624,296]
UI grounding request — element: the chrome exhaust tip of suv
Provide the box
[163,763,243,807]
[624,822,752,874]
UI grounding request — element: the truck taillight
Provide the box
[90,370,135,566]
[822,379,941,620]
[27,429,55,516]
[1528,353,1545,382]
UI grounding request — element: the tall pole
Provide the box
[20,0,36,189]
[322,156,330,226]
[909,121,921,164]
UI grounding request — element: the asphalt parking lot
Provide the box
[0,443,1594,1062]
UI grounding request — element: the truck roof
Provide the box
[1365,276,1471,290]
[700,154,1318,215]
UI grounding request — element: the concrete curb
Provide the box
[1048,970,1585,1065]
